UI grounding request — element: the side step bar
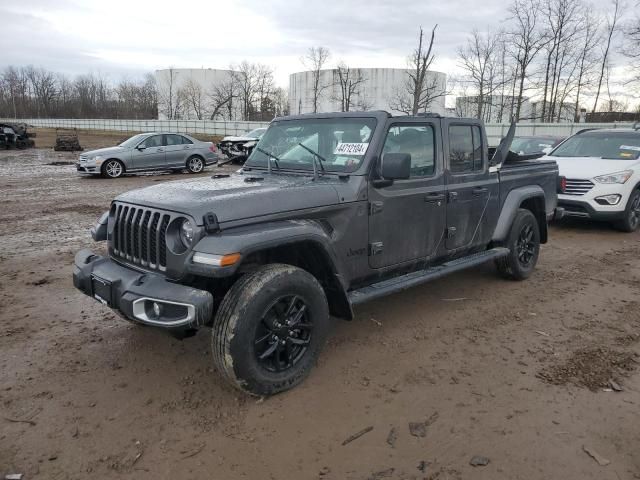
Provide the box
[348,247,509,305]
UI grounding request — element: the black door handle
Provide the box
[472,187,488,196]
[424,193,445,203]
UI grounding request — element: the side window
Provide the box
[181,136,193,144]
[140,135,162,148]
[382,125,435,178]
[165,134,183,146]
[449,125,484,173]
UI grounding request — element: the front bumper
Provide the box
[73,249,213,329]
[558,198,626,221]
[76,163,99,174]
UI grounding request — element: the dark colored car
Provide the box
[73,111,561,396]
[510,136,564,156]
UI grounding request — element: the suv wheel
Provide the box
[186,155,204,173]
[496,208,540,280]
[102,159,124,178]
[212,264,330,396]
[613,190,640,232]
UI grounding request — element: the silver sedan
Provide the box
[76,132,221,178]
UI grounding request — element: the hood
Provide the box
[544,155,640,179]
[115,172,342,225]
[221,135,254,142]
[84,146,126,157]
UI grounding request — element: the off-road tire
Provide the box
[101,159,124,179]
[212,264,330,396]
[186,155,204,173]
[495,208,540,280]
[612,190,640,232]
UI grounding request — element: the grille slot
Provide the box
[111,203,176,271]
[564,179,594,196]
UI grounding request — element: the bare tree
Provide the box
[391,25,447,115]
[180,77,206,119]
[572,10,602,120]
[622,5,640,85]
[506,0,547,120]
[157,67,181,119]
[302,46,331,113]
[458,29,506,121]
[592,0,621,113]
[208,76,238,120]
[333,63,367,112]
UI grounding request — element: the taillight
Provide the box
[209,144,217,153]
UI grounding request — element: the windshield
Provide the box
[550,131,640,160]
[119,134,147,148]
[511,137,558,155]
[247,128,266,139]
[245,118,377,173]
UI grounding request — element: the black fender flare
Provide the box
[492,186,547,243]
[192,219,353,319]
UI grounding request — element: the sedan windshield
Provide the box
[550,131,640,160]
[119,134,147,148]
[245,118,377,173]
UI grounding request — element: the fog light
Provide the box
[152,302,162,318]
[595,194,622,205]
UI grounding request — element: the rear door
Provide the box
[164,134,194,167]
[131,134,166,170]
[368,119,446,269]
[443,121,499,251]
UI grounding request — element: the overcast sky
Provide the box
[1,0,634,93]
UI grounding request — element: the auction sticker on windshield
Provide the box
[334,143,369,155]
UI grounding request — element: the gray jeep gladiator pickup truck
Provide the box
[73,111,561,395]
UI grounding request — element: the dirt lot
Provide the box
[1,136,639,480]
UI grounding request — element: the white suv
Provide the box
[545,127,640,232]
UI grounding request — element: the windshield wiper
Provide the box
[254,146,280,173]
[297,142,326,180]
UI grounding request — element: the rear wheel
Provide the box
[186,155,204,173]
[102,159,124,179]
[212,264,330,396]
[613,190,640,232]
[496,208,540,280]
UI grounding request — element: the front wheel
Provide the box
[186,155,204,173]
[495,208,540,280]
[612,190,640,232]
[212,264,330,396]
[102,159,124,179]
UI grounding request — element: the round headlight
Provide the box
[180,219,195,247]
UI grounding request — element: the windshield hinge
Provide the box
[369,201,383,215]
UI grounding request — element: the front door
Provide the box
[368,120,446,269]
[443,121,498,251]
[131,134,166,169]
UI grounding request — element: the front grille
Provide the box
[111,203,174,271]
[564,179,594,196]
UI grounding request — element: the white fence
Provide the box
[1,118,270,136]
[2,117,637,143]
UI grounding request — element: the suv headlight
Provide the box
[180,219,195,247]
[593,170,633,184]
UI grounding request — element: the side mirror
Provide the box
[380,153,411,180]
[136,145,146,151]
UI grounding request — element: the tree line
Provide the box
[455,0,640,122]
[0,67,158,119]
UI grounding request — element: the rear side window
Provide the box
[449,125,483,173]
[181,135,193,144]
[382,125,436,178]
[166,134,190,145]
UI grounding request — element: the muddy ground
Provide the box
[1,136,639,480]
